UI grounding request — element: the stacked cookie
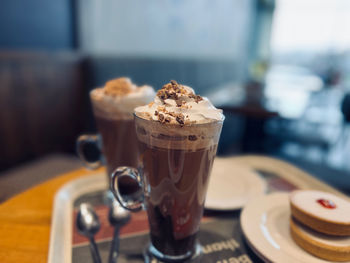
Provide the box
[289,190,350,262]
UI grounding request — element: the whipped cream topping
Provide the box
[90,77,155,119]
[135,80,224,125]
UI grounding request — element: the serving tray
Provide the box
[48,156,347,263]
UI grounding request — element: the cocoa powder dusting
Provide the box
[104,78,133,96]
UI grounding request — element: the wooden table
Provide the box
[0,167,105,263]
[0,156,348,263]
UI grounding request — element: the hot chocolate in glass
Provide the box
[77,78,155,183]
[110,81,224,262]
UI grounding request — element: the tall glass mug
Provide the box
[111,114,224,262]
[77,99,139,175]
[77,78,155,193]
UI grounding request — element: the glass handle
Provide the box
[76,134,102,169]
[110,167,144,212]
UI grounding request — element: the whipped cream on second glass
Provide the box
[90,77,155,119]
[135,80,224,125]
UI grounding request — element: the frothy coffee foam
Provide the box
[90,77,155,120]
[135,115,223,150]
[135,80,223,125]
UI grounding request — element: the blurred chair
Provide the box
[339,92,350,151]
[341,92,350,123]
[0,52,90,172]
[210,81,280,154]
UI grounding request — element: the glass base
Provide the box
[144,242,202,263]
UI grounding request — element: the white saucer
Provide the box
[240,193,350,263]
[204,157,266,210]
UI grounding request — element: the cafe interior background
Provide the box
[1,0,350,201]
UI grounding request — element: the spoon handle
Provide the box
[108,227,120,263]
[89,237,102,263]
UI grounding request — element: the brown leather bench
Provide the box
[0,51,90,172]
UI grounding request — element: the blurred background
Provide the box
[1,0,350,195]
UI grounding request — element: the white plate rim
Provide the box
[205,157,266,211]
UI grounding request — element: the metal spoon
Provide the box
[76,203,102,263]
[108,200,131,263]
